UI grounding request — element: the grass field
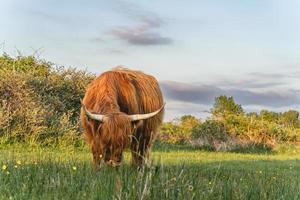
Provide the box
[1,145,300,200]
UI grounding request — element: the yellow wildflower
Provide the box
[72,166,77,171]
[2,165,7,171]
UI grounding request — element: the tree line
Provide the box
[160,96,300,151]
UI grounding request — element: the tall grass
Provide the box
[1,146,300,199]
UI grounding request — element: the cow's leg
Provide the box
[89,121,104,169]
[131,130,153,166]
[130,135,140,166]
[91,140,102,169]
[131,130,143,166]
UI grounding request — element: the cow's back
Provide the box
[112,67,164,116]
[112,67,164,135]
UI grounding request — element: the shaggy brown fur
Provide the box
[80,67,164,167]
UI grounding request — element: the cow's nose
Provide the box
[107,160,113,165]
[107,160,121,167]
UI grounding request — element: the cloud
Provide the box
[216,77,286,90]
[161,70,300,120]
[247,72,300,82]
[228,89,299,107]
[161,81,222,104]
[103,2,173,46]
[212,70,300,90]
[109,27,172,46]
[89,2,172,46]
[160,80,300,108]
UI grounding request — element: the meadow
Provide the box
[1,145,300,200]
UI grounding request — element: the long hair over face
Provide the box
[99,113,132,163]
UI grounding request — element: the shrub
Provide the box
[0,55,95,146]
[191,120,233,151]
[0,70,48,142]
[159,115,200,144]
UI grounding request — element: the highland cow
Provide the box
[80,68,164,167]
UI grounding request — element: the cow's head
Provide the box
[82,104,164,167]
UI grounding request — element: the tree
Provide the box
[159,115,200,144]
[211,95,243,118]
[0,55,50,76]
[280,110,299,128]
[259,110,280,123]
[179,115,200,131]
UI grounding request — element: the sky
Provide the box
[1,0,300,120]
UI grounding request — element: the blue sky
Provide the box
[1,0,300,120]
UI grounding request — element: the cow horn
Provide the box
[82,104,108,122]
[129,103,165,121]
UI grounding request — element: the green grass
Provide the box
[1,145,300,200]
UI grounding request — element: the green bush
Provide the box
[159,115,200,144]
[0,55,95,146]
[191,120,227,141]
[190,120,233,151]
[226,114,295,144]
[211,96,300,146]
